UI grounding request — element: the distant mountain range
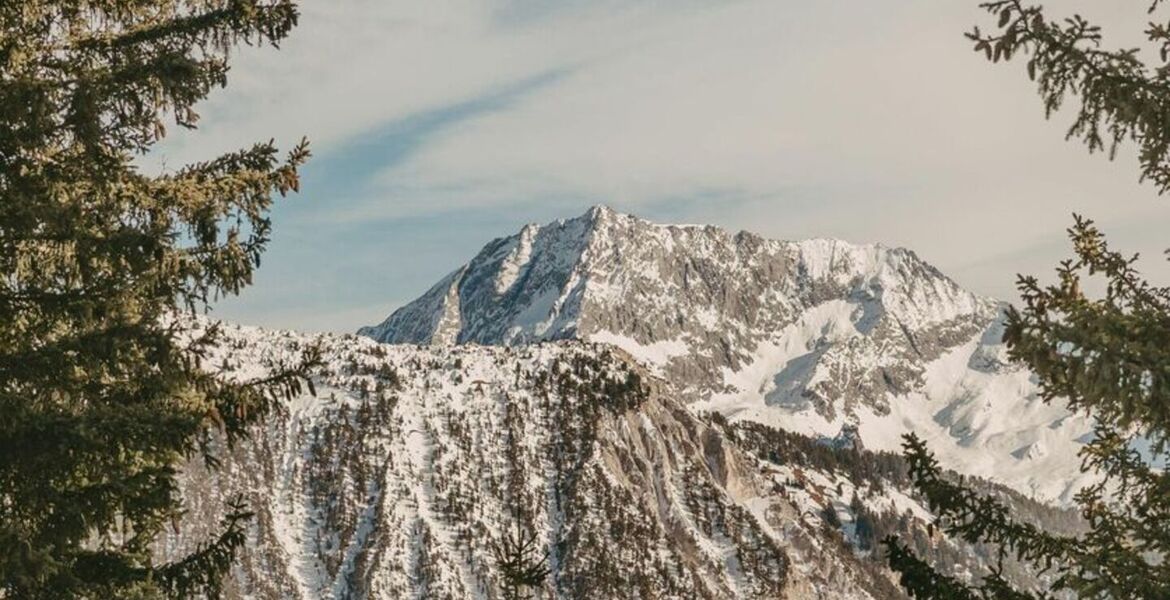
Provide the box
[361,206,1092,503]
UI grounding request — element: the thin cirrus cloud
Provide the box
[150,0,1170,333]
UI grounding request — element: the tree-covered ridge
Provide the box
[0,2,313,597]
[160,321,960,598]
[721,418,1083,596]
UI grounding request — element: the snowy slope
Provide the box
[360,206,1093,502]
[165,320,1085,599]
[165,321,923,599]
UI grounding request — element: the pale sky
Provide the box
[151,1,1170,333]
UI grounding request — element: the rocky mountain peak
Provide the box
[360,207,1093,502]
[361,205,992,347]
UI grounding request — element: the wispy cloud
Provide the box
[164,0,1170,333]
[305,67,574,222]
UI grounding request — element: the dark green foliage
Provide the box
[970,1,1170,195]
[850,493,876,551]
[725,417,912,491]
[821,504,842,529]
[723,417,1081,592]
[886,538,1034,600]
[0,1,314,597]
[888,2,1170,597]
[491,524,550,600]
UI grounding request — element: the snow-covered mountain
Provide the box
[360,206,1093,502]
[168,321,1077,599]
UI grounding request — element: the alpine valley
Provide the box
[169,207,1091,599]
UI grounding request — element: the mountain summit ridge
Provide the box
[360,206,1093,502]
[360,204,996,354]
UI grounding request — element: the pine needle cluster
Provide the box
[0,2,318,597]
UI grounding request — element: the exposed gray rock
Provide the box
[359,207,1096,504]
[360,206,1001,419]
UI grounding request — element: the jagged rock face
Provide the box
[361,206,995,415]
[165,323,905,599]
[360,207,1095,502]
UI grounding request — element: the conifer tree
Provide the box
[886,2,1170,597]
[0,1,316,597]
[491,523,550,600]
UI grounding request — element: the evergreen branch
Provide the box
[969,1,1170,194]
[884,537,980,599]
[153,495,253,598]
[73,1,299,53]
[898,434,1078,587]
[1004,217,1170,450]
